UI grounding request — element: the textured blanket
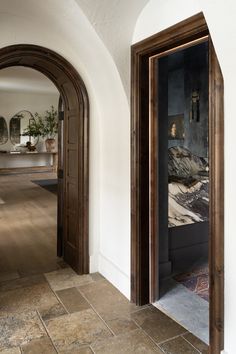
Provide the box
[168,146,209,227]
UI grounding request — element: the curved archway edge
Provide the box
[0,44,89,274]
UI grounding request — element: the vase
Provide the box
[45,138,56,152]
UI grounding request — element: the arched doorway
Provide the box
[0,44,89,274]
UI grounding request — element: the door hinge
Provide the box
[59,111,64,121]
[58,168,64,179]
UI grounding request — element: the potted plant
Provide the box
[23,106,58,152]
[35,106,58,152]
[22,116,43,139]
[21,114,43,151]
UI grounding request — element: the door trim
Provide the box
[0,44,89,274]
[131,13,224,354]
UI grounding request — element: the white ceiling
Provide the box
[0,66,59,94]
[0,0,149,97]
[75,0,149,96]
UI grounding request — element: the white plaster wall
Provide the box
[74,0,148,98]
[133,1,236,352]
[0,0,131,297]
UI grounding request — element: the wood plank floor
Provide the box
[0,172,61,278]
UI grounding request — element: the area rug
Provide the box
[174,267,209,302]
[32,179,58,195]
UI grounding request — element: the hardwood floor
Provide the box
[0,172,60,278]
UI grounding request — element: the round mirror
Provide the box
[0,116,8,145]
[10,110,39,146]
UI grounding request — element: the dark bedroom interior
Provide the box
[154,41,210,344]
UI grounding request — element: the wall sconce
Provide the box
[190,89,200,122]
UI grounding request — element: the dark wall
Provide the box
[169,222,209,272]
[168,68,184,116]
[157,42,209,278]
[158,57,172,277]
[184,43,209,157]
[168,42,209,158]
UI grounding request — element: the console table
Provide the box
[0,151,58,174]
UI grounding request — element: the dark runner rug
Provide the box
[32,179,58,195]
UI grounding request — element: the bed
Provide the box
[168,146,209,227]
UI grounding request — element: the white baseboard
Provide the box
[89,253,99,273]
[98,253,130,300]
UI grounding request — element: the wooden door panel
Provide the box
[63,98,81,270]
[209,40,224,353]
[67,150,78,178]
[67,182,77,211]
[57,96,64,257]
[68,117,78,144]
[67,213,78,244]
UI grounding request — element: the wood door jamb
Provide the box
[131,12,224,354]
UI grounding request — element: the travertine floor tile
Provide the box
[18,264,59,278]
[45,308,112,352]
[105,317,138,335]
[90,273,105,282]
[76,347,94,354]
[39,302,67,321]
[56,287,91,313]
[183,333,208,354]
[56,259,69,269]
[21,336,57,354]
[159,336,199,354]
[0,282,59,317]
[0,272,20,283]
[78,280,139,321]
[91,329,163,353]
[45,268,94,291]
[60,346,93,354]
[0,311,46,350]
[0,348,21,354]
[131,306,186,344]
[0,274,46,292]
[0,164,209,354]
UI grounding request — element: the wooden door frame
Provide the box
[0,44,89,274]
[131,13,224,354]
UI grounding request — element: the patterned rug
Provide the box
[174,267,209,302]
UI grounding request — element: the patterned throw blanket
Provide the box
[168,146,209,227]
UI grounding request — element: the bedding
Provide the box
[168,146,209,227]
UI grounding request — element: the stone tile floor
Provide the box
[155,278,209,344]
[0,266,209,353]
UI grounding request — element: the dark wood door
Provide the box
[57,96,64,257]
[209,39,224,353]
[63,104,81,271]
[56,89,82,272]
[56,79,89,274]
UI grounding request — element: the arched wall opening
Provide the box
[0,44,89,274]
